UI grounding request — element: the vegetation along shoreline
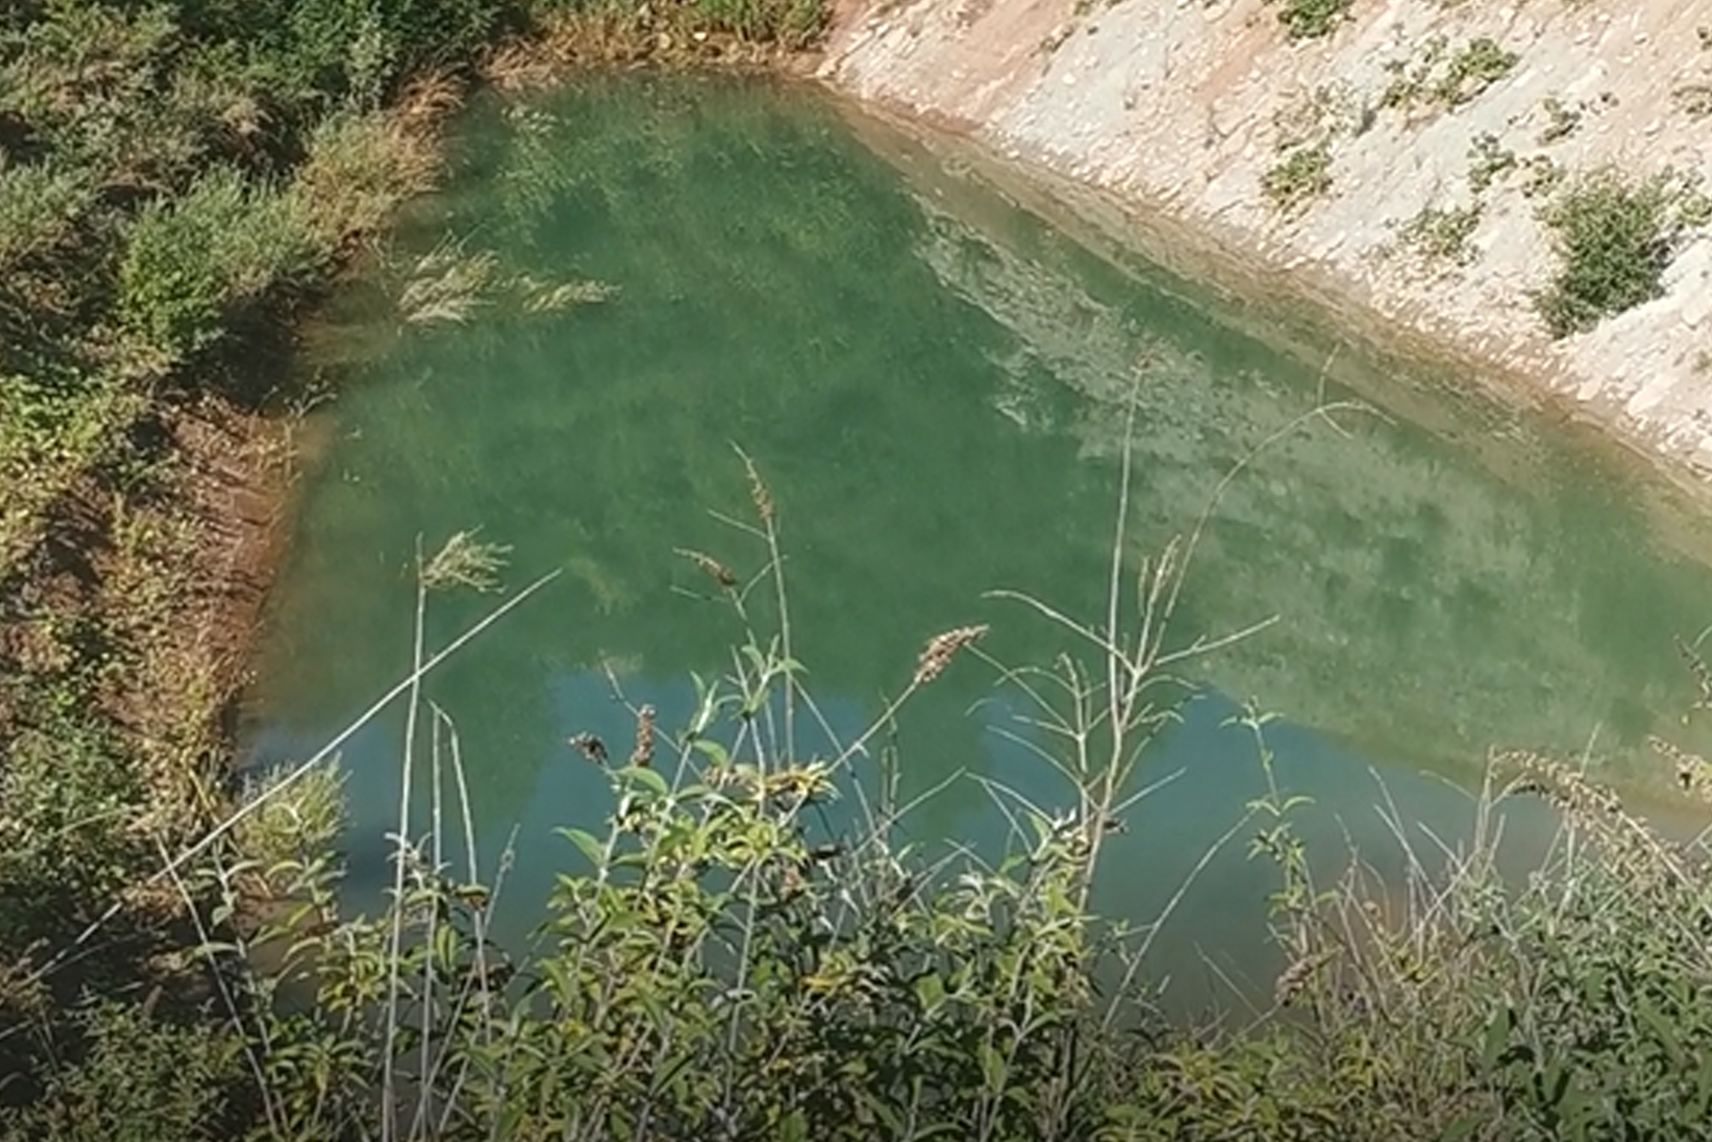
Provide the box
[9,0,1712,1138]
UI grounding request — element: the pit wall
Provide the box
[817,0,1712,472]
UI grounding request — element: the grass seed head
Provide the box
[913,624,988,687]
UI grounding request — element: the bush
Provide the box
[1401,202,1483,265]
[282,0,505,108]
[1261,144,1332,214]
[117,167,325,362]
[523,0,828,48]
[1268,0,1351,40]
[1436,37,1517,107]
[0,715,145,936]
[1533,168,1707,338]
[1,1000,249,1142]
[0,163,97,275]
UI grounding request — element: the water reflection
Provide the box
[248,73,1712,1011]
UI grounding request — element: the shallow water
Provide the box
[248,73,1712,1010]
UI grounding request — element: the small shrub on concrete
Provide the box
[1269,0,1351,40]
[1262,145,1333,214]
[1533,167,1709,337]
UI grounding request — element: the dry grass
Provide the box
[291,111,444,249]
[482,11,796,80]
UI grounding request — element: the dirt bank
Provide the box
[816,0,1712,477]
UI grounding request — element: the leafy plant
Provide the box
[1267,0,1352,39]
[1381,36,1517,115]
[1436,38,1518,106]
[1262,145,1333,214]
[1401,202,1483,265]
[1518,154,1565,200]
[1,1000,250,1142]
[1675,84,1712,119]
[117,166,324,363]
[1533,167,1709,337]
[1466,132,1516,194]
[1536,96,1582,144]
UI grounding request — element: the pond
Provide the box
[244,72,1712,1014]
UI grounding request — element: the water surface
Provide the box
[248,74,1712,1009]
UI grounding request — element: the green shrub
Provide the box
[231,762,345,885]
[1465,131,1515,194]
[289,109,440,242]
[0,162,99,349]
[1401,202,1483,265]
[1262,144,1332,214]
[686,0,827,45]
[1536,95,1582,144]
[1435,37,1517,106]
[0,163,97,274]
[1268,0,1351,39]
[117,166,325,362]
[524,0,828,46]
[0,715,145,949]
[281,0,505,106]
[1,1000,248,1142]
[1533,168,1706,338]
[1381,36,1517,115]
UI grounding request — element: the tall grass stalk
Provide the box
[20,567,560,999]
[34,392,1712,1138]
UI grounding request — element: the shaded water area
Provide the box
[247,73,1712,1012]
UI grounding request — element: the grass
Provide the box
[1533,167,1711,338]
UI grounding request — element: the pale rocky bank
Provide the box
[815,0,1712,476]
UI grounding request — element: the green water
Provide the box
[248,73,1712,1006]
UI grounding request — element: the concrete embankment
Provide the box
[816,0,1712,476]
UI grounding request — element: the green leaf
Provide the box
[1437,1115,1480,1142]
[622,765,670,797]
[1637,998,1685,1068]
[912,972,946,1014]
[978,1041,1005,1095]
[777,1110,808,1142]
[556,827,605,866]
[693,737,730,767]
[1481,1005,1514,1071]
